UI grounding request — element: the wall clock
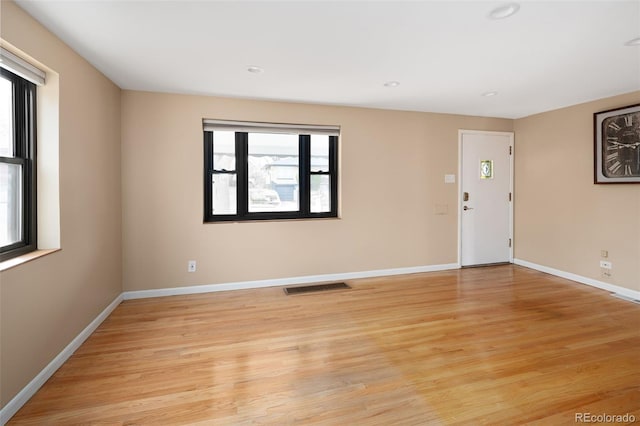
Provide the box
[594,103,640,184]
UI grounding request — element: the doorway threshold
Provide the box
[461,262,511,269]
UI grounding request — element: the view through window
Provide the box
[204,121,338,222]
[0,76,21,247]
[0,68,37,261]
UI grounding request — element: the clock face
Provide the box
[602,111,640,178]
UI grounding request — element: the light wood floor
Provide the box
[9,265,640,425]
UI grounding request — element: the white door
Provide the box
[459,130,513,266]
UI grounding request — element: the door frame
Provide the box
[457,129,514,267]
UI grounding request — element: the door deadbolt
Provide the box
[463,192,469,201]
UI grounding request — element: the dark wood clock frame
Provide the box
[594,103,640,184]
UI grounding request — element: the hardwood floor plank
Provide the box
[8,265,640,425]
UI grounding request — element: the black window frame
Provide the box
[204,129,338,222]
[0,67,37,261]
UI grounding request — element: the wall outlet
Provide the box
[188,260,197,272]
[599,260,612,269]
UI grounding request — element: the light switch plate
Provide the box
[444,174,456,184]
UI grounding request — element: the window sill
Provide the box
[0,248,60,272]
[204,216,341,224]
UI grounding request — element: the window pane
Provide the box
[212,173,236,215]
[310,175,331,213]
[0,77,13,157]
[0,162,23,246]
[310,135,329,172]
[248,133,299,213]
[213,131,235,171]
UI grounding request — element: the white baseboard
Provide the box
[0,294,123,426]
[123,263,460,300]
[513,258,640,301]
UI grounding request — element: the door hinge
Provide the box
[509,238,512,248]
[509,146,512,155]
[509,192,512,202]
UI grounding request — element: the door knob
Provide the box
[463,206,474,211]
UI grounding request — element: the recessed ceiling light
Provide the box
[482,91,498,97]
[384,81,400,87]
[624,37,640,46]
[488,3,520,20]
[247,66,264,74]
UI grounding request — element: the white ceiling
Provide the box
[14,0,640,119]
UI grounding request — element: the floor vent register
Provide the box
[284,282,351,295]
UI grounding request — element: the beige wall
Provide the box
[514,92,640,291]
[121,91,512,291]
[0,1,122,407]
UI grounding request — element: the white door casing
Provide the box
[458,130,514,266]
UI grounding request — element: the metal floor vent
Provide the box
[284,282,351,295]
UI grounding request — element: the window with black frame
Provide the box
[203,120,339,222]
[0,67,37,261]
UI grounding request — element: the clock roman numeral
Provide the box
[624,115,633,127]
[608,160,622,174]
[606,152,618,162]
[608,122,622,131]
[624,164,633,175]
